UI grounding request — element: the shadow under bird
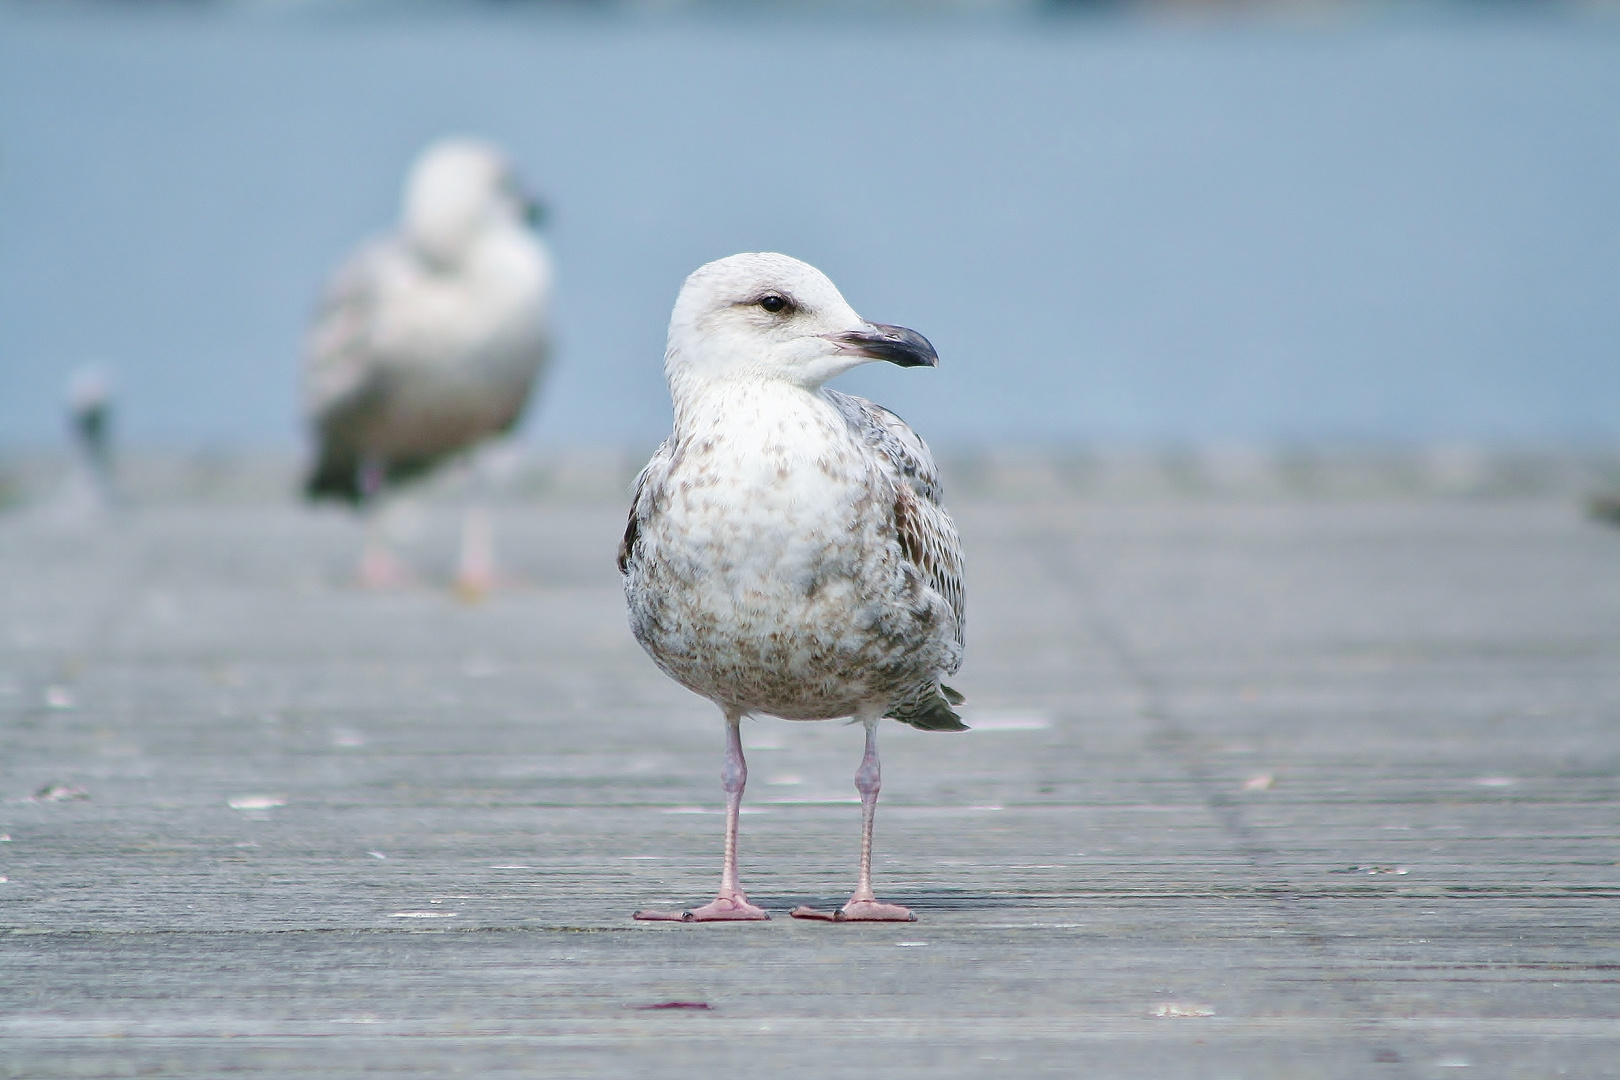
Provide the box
[301,138,553,594]
[620,252,967,924]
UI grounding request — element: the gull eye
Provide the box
[758,294,789,314]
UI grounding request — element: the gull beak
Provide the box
[830,322,938,369]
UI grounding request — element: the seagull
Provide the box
[301,138,553,594]
[65,367,116,510]
[620,252,966,924]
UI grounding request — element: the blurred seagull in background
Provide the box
[301,138,553,594]
[64,366,117,515]
[621,253,966,924]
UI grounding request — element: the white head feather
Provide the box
[402,138,533,268]
[665,253,937,399]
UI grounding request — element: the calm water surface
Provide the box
[1,4,1617,448]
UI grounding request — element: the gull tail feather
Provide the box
[888,685,968,732]
[304,449,442,505]
[305,448,363,504]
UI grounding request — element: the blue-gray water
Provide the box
[1,4,1617,449]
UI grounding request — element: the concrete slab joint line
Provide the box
[1047,530,1591,1079]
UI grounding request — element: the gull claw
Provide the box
[633,895,770,922]
[790,901,916,922]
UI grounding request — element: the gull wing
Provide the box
[823,389,965,652]
[301,238,401,424]
[300,240,402,501]
[618,437,676,575]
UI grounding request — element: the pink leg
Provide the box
[356,464,413,589]
[792,714,915,922]
[635,713,770,922]
[357,519,413,588]
[452,504,496,602]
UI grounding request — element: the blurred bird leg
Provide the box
[356,461,412,589]
[358,514,413,588]
[453,452,500,600]
[635,713,770,922]
[792,711,916,922]
[453,504,495,601]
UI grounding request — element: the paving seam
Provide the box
[1042,520,1424,1077]
[0,514,153,789]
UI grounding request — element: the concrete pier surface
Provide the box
[1,454,1618,1078]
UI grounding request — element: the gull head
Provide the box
[666,252,937,392]
[402,138,542,267]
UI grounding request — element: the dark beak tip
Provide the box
[843,323,939,369]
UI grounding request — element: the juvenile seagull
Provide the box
[621,252,966,923]
[302,138,552,593]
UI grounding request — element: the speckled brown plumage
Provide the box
[623,252,966,924]
[619,257,965,730]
